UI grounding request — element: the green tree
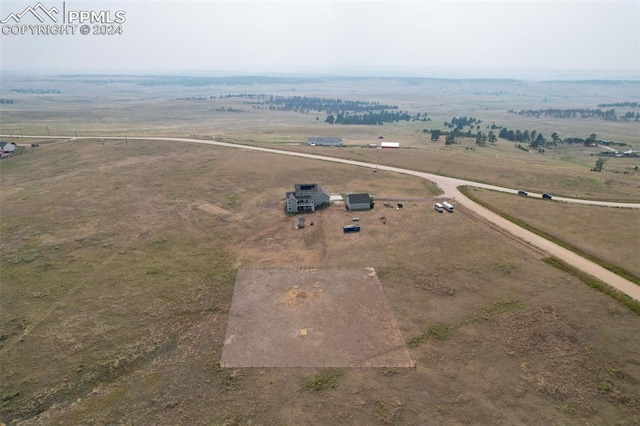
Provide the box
[593,158,606,172]
[445,134,456,146]
[488,130,496,143]
[430,129,442,141]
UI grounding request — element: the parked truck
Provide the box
[343,224,361,233]
[442,201,454,213]
[434,203,444,213]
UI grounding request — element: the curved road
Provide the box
[6,135,640,301]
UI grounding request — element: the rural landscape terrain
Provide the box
[1,73,639,424]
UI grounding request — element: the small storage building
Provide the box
[346,193,372,211]
[381,142,400,148]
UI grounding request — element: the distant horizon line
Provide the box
[1,67,639,82]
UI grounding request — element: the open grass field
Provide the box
[1,139,639,424]
[1,74,639,424]
[2,75,638,202]
[466,188,640,280]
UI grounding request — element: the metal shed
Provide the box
[346,193,372,211]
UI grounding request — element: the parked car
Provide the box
[542,193,552,200]
[0,152,12,159]
[517,190,528,196]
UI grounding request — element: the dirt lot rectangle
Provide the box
[220,268,414,368]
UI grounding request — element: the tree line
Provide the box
[597,102,638,108]
[325,110,416,125]
[425,122,630,151]
[261,95,400,114]
[509,107,639,122]
[10,88,61,94]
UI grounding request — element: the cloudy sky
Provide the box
[1,0,639,78]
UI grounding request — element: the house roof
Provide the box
[347,193,371,204]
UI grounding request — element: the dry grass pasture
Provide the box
[467,188,640,279]
[2,76,637,202]
[1,140,639,424]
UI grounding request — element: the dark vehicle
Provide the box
[542,193,552,200]
[343,224,361,233]
[517,190,528,196]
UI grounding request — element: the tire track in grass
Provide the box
[1,200,186,354]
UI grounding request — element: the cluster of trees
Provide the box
[220,93,256,98]
[10,88,61,94]
[426,122,633,154]
[257,95,400,114]
[510,107,639,122]
[498,127,551,147]
[214,106,243,113]
[561,134,604,145]
[599,140,628,147]
[499,128,626,149]
[171,93,431,124]
[593,158,606,172]
[424,127,495,147]
[0,99,16,104]
[325,110,414,125]
[425,127,496,146]
[597,102,638,108]
[474,130,497,146]
[621,111,640,121]
[444,116,480,130]
[175,96,215,101]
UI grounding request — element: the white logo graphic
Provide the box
[2,2,126,36]
[1,2,59,24]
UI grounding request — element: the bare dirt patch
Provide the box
[195,202,241,221]
[221,268,413,368]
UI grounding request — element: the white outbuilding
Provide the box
[380,142,400,148]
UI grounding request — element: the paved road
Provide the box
[6,135,640,301]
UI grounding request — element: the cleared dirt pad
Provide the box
[220,268,414,368]
[195,202,241,221]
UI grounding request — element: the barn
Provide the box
[345,193,372,211]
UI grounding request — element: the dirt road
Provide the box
[7,135,640,301]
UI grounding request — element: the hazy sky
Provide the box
[1,0,639,78]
